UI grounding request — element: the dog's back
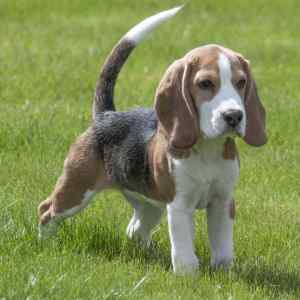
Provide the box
[93,108,157,194]
[88,8,183,195]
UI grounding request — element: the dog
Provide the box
[38,6,267,274]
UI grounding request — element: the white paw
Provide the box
[172,253,199,275]
[126,219,150,245]
[38,220,59,240]
[211,255,233,270]
[126,216,137,239]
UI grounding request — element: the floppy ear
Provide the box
[240,58,267,146]
[154,59,199,157]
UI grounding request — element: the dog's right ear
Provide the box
[154,59,199,158]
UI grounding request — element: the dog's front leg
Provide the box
[207,198,235,269]
[167,200,199,275]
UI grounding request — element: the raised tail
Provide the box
[93,5,183,117]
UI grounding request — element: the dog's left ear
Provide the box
[239,57,267,146]
[154,59,199,158]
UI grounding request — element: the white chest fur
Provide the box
[172,138,239,210]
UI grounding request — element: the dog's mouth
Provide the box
[226,126,242,136]
[222,125,245,140]
[202,125,243,140]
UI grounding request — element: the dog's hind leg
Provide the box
[123,190,164,244]
[38,128,110,239]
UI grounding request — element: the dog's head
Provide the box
[155,45,267,157]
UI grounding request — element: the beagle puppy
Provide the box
[38,6,267,274]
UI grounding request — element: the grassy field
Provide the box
[1,0,300,299]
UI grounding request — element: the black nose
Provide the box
[222,110,243,128]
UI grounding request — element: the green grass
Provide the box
[1,0,300,299]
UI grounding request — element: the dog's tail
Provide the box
[93,5,183,116]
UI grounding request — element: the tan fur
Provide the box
[147,130,175,202]
[38,128,110,224]
[223,137,236,160]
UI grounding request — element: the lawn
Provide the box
[0,0,300,299]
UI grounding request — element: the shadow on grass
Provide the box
[53,221,172,271]
[234,261,300,297]
[34,222,300,297]
[76,225,300,296]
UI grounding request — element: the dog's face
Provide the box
[188,47,246,139]
[155,45,267,156]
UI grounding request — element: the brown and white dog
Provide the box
[38,6,267,274]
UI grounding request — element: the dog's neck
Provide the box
[191,135,236,162]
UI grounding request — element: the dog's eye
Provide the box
[198,79,214,90]
[236,79,246,90]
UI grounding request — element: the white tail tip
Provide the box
[125,5,184,44]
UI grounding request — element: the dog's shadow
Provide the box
[45,223,300,297]
[56,221,172,270]
[233,261,300,296]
